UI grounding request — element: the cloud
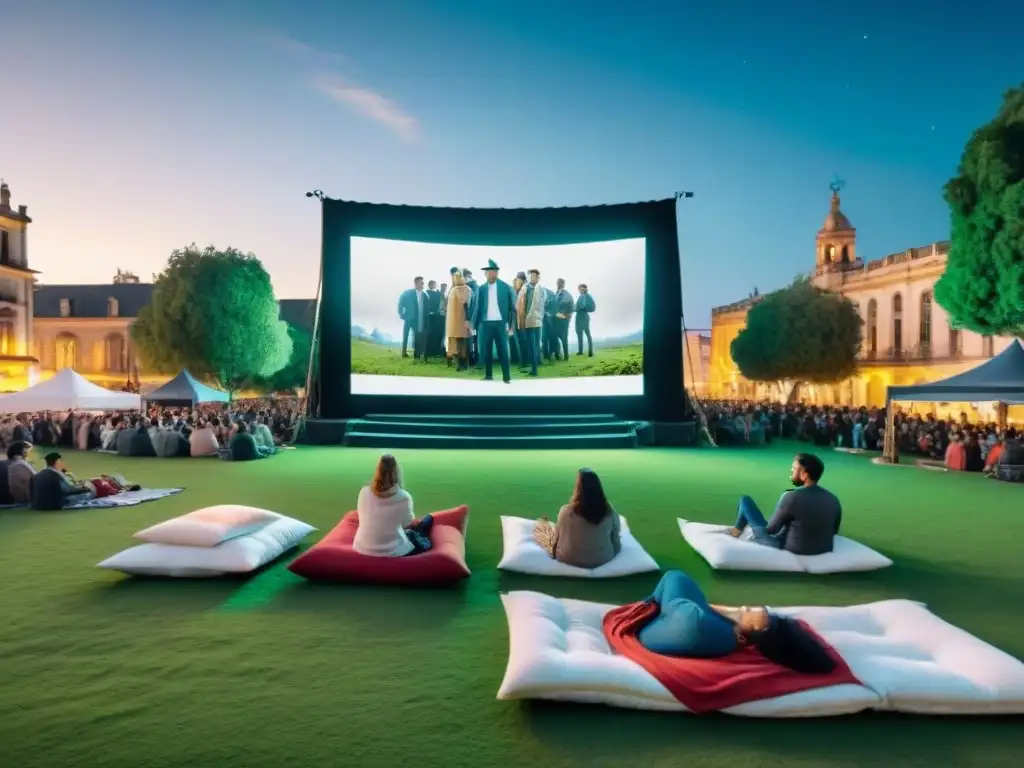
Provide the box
[258,31,344,66]
[313,74,419,142]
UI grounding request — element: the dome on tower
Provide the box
[821,191,853,232]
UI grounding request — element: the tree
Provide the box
[934,83,1024,336]
[260,323,313,392]
[132,244,292,395]
[730,277,863,402]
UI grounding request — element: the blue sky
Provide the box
[2,0,1020,327]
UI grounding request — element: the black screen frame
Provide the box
[317,198,686,421]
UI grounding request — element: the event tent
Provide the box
[144,370,229,406]
[886,339,1024,404]
[0,369,142,412]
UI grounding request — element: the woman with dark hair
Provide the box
[353,454,434,557]
[533,468,621,568]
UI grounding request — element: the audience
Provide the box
[532,468,622,568]
[6,441,35,504]
[353,454,434,557]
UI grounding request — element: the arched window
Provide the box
[823,245,834,263]
[866,299,878,356]
[104,333,126,372]
[919,291,932,346]
[841,245,850,263]
[55,333,78,370]
[892,293,903,354]
[950,328,962,358]
[0,306,15,355]
[107,297,119,317]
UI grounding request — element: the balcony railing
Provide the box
[859,344,968,363]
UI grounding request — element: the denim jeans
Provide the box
[734,495,784,549]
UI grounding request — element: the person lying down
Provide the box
[637,570,838,674]
[532,468,621,569]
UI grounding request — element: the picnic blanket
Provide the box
[65,488,184,510]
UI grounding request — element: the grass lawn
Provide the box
[351,337,643,377]
[0,443,1021,768]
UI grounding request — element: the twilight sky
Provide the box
[2,0,1021,328]
[351,237,645,340]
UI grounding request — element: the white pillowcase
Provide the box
[497,515,659,578]
[134,505,281,548]
[678,519,893,574]
[99,515,315,577]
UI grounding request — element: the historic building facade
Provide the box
[32,273,316,390]
[0,181,38,390]
[709,184,1013,407]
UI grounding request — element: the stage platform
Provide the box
[303,414,697,450]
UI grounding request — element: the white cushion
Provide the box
[678,519,893,574]
[99,515,315,577]
[497,515,658,578]
[134,504,280,547]
[498,592,1024,716]
[497,591,878,717]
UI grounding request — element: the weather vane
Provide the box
[829,174,846,195]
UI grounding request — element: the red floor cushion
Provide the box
[288,505,471,585]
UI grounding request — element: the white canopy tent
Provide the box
[0,369,142,413]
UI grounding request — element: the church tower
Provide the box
[815,177,857,275]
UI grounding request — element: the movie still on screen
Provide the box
[349,236,645,396]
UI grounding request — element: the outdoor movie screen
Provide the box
[349,236,645,397]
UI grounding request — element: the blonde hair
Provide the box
[371,454,403,497]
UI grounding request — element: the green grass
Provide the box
[0,443,1021,768]
[350,337,643,377]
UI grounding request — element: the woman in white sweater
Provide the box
[353,454,434,557]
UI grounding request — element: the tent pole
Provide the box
[882,397,898,464]
[997,402,1008,432]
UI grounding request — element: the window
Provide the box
[919,291,932,345]
[866,299,878,356]
[0,230,8,265]
[984,336,995,357]
[841,245,850,263]
[0,321,12,355]
[892,293,903,354]
[104,333,126,372]
[950,328,962,357]
[108,297,119,317]
[56,333,78,370]
[59,298,71,318]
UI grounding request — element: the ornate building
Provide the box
[709,181,1013,407]
[32,274,316,390]
[0,181,38,390]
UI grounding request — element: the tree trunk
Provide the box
[786,381,803,404]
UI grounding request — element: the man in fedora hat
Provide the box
[470,258,516,383]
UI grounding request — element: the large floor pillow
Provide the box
[497,591,1024,716]
[288,505,470,586]
[678,519,893,574]
[99,508,315,577]
[497,515,658,578]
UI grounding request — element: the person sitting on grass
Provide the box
[30,452,95,510]
[228,421,275,461]
[6,440,35,504]
[532,468,622,569]
[353,454,434,557]
[636,570,838,674]
[725,453,841,556]
[190,418,220,457]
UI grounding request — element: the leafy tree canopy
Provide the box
[730,277,863,393]
[257,323,313,393]
[132,244,292,393]
[934,83,1024,336]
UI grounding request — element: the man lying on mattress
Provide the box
[637,570,837,674]
[725,452,842,556]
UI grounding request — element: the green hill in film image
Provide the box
[350,336,643,379]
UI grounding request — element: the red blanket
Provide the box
[603,601,860,714]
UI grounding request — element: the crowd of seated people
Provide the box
[0,399,300,463]
[702,399,1023,481]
